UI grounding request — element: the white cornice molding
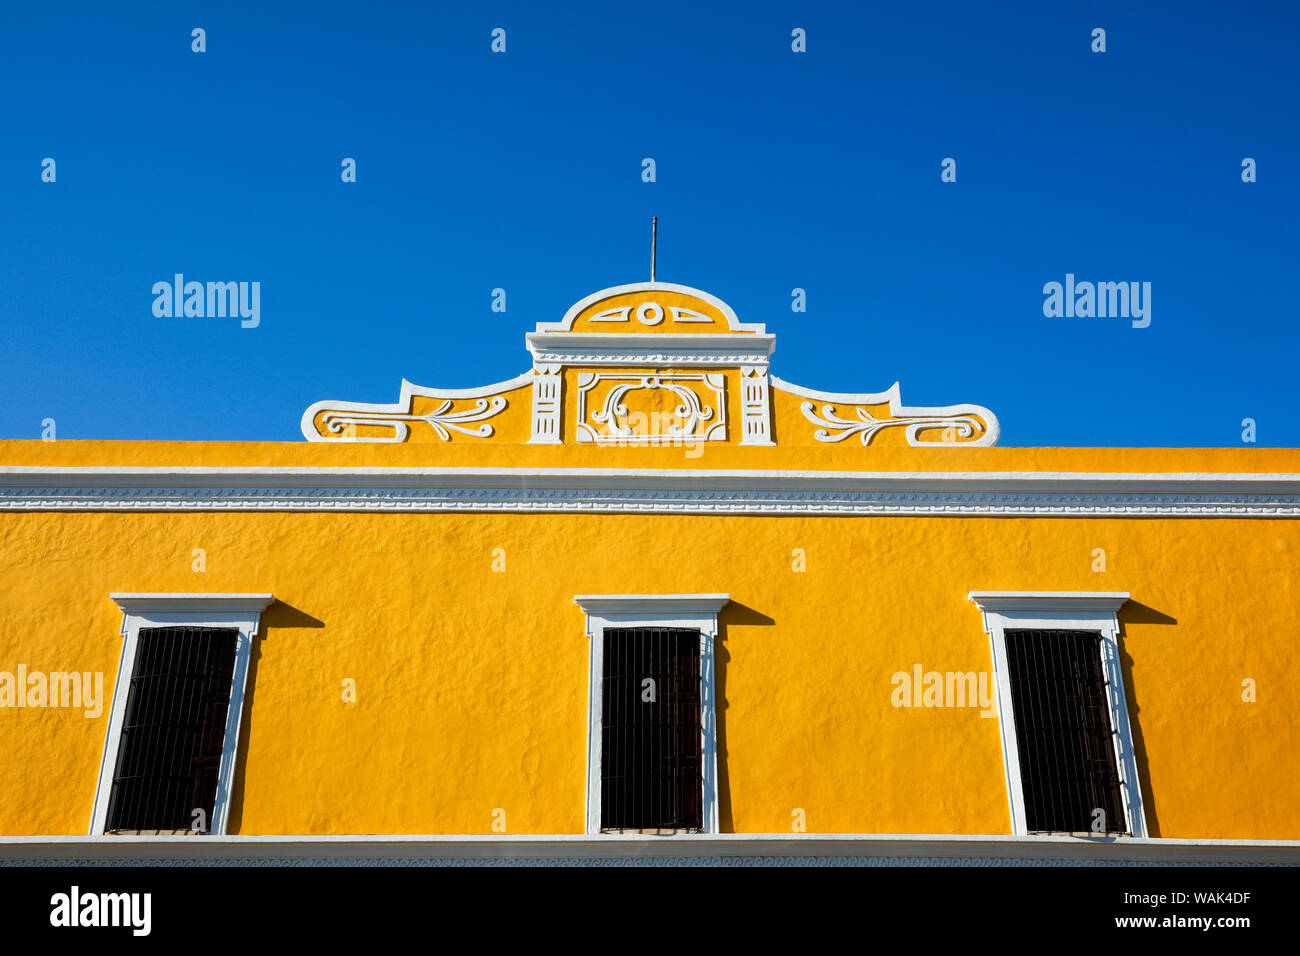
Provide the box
[110,593,276,614]
[2,467,1300,517]
[2,833,1297,866]
[526,331,776,367]
[537,282,766,334]
[968,592,1131,613]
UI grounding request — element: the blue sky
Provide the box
[1,1,1296,446]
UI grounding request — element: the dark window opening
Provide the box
[1004,629,1127,834]
[104,626,238,834]
[600,627,702,832]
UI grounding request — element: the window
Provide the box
[576,594,729,835]
[91,594,274,836]
[1004,629,1126,833]
[601,627,702,832]
[104,626,238,833]
[969,592,1148,837]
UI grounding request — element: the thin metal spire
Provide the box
[650,216,657,282]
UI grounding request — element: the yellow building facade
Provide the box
[1,281,1298,864]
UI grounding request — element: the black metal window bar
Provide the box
[600,627,703,833]
[104,626,239,834]
[1004,629,1127,834]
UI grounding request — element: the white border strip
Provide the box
[1,467,1299,516]
[2,833,1297,865]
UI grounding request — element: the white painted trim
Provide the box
[968,591,1147,838]
[967,592,1131,613]
[108,593,276,614]
[739,366,775,446]
[11,466,1296,481]
[574,372,728,444]
[300,372,532,442]
[525,332,776,368]
[90,594,275,837]
[537,282,766,334]
[575,595,731,615]
[576,594,729,836]
[589,307,631,323]
[5,833,1298,865]
[3,467,1299,517]
[527,366,563,444]
[771,376,1000,447]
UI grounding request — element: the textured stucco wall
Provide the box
[0,443,1296,838]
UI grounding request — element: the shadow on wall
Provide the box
[225,600,324,834]
[715,601,775,834]
[1117,600,1177,839]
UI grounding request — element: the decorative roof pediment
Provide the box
[525,283,775,369]
[536,282,765,335]
[301,281,999,448]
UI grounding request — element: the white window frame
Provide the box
[575,594,729,836]
[968,591,1147,838]
[90,593,274,836]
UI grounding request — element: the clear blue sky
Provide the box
[1,1,1296,446]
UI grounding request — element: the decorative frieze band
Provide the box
[524,332,776,368]
[1,468,1298,517]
